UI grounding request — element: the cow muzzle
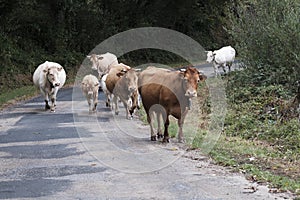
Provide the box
[185,90,197,97]
[92,66,97,70]
[129,87,136,92]
[54,82,60,87]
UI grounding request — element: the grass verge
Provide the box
[0,86,38,110]
[191,73,300,196]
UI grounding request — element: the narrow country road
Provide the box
[0,63,292,199]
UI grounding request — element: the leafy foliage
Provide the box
[226,0,300,87]
[0,0,230,92]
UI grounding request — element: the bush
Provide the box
[226,0,300,88]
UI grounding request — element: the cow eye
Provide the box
[197,79,200,83]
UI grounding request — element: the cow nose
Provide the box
[186,90,197,97]
[55,83,60,87]
[129,87,136,92]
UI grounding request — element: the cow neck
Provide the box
[178,73,191,110]
[212,55,219,65]
[45,72,55,89]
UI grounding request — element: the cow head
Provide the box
[87,54,104,71]
[180,67,207,98]
[122,69,139,93]
[43,66,62,88]
[82,82,99,96]
[205,51,215,63]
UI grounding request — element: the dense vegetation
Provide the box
[1,0,299,195]
[0,0,230,92]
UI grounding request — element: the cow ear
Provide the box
[179,68,186,76]
[199,72,207,81]
[43,67,48,73]
[116,72,124,77]
[97,55,104,60]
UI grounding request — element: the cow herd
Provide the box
[32,46,235,142]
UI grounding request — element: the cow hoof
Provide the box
[45,105,51,110]
[50,109,55,113]
[115,111,119,115]
[151,136,157,141]
[106,102,109,107]
[162,138,169,143]
[178,138,185,143]
[157,133,163,139]
[128,116,133,120]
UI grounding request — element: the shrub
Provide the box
[226,0,300,88]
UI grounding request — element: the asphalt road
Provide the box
[0,63,293,199]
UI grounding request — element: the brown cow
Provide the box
[100,63,131,107]
[138,66,207,142]
[105,66,139,119]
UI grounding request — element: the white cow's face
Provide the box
[206,51,214,63]
[87,54,103,71]
[82,82,99,96]
[45,67,61,87]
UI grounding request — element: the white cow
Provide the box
[86,52,119,78]
[206,46,236,76]
[33,61,66,112]
[81,74,99,113]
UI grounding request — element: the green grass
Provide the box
[0,86,38,109]
[190,81,300,195]
[206,135,300,194]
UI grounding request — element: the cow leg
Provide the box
[50,97,56,112]
[178,108,189,143]
[49,88,59,112]
[113,95,119,115]
[177,118,184,143]
[92,94,98,112]
[137,93,141,110]
[86,95,92,112]
[40,88,50,110]
[106,92,111,107]
[129,95,137,118]
[122,100,131,120]
[228,62,232,72]
[222,65,226,73]
[44,100,50,110]
[213,63,220,77]
[163,115,170,143]
[157,112,163,139]
[148,111,157,141]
